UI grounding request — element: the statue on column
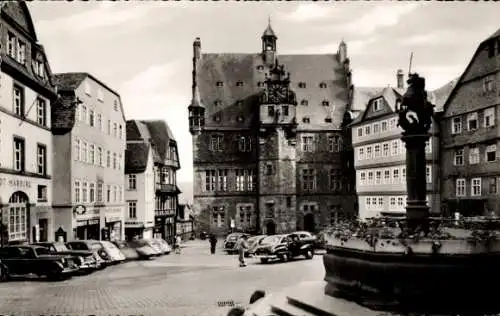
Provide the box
[396,73,435,135]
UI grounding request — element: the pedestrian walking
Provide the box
[209,233,217,254]
[236,235,249,267]
[175,235,182,254]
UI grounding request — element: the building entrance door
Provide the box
[266,221,276,235]
[304,213,315,233]
[38,219,48,242]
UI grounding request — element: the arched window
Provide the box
[8,191,29,241]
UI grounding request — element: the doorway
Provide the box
[38,219,48,242]
[266,221,276,235]
[304,213,315,233]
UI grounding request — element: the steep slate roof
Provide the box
[428,77,459,112]
[125,142,150,174]
[197,51,349,130]
[2,2,38,42]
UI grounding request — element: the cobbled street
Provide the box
[0,240,324,316]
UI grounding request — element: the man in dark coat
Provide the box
[209,234,217,254]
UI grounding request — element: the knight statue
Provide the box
[397,73,435,135]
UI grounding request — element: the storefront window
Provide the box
[8,192,28,241]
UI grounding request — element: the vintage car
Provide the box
[253,233,315,263]
[0,245,79,280]
[98,241,126,264]
[245,235,267,257]
[224,233,251,254]
[33,242,99,273]
[153,238,172,254]
[125,239,159,259]
[66,240,111,268]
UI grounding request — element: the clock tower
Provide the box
[261,18,277,66]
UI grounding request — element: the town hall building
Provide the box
[188,22,356,235]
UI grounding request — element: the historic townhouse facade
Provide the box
[189,22,356,236]
[126,120,180,242]
[350,72,456,220]
[0,2,57,244]
[52,73,126,241]
[124,137,155,240]
[441,28,500,216]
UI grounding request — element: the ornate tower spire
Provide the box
[261,17,277,66]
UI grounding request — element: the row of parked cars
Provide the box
[223,231,322,263]
[0,238,172,281]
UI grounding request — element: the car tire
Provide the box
[46,271,63,281]
[280,253,288,262]
[305,250,314,259]
[0,264,9,281]
[260,258,268,264]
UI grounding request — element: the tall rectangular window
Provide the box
[82,182,88,203]
[74,139,80,161]
[128,174,137,190]
[97,181,103,202]
[454,149,464,166]
[89,144,95,165]
[17,39,26,64]
[218,169,228,191]
[302,169,316,191]
[37,144,47,175]
[452,117,462,134]
[89,183,95,203]
[302,136,315,152]
[97,147,103,166]
[247,169,256,191]
[74,181,81,203]
[205,170,216,191]
[13,85,24,117]
[236,169,245,191]
[210,135,224,151]
[36,98,47,126]
[328,135,341,152]
[471,178,482,197]
[128,201,137,218]
[13,137,25,172]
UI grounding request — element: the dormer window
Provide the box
[298,82,306,88]
[322,101,330,106]
[302,117,310,123]
[319,82,327,88]
[373,98,382,112]
[216,81,223,87]
[33,59,45,78]
[214,100,222,107]
[301,100,308,106]
[213,114,221,123]
[483,75,494,93]
[257,65,264,71]
[236,81,244,87]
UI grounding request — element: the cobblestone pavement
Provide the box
[0,240,324,316]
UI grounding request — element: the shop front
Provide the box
[125,220,154,241]
[154,216,175,242]
[73,206,101,240]
[102,207,124,241]
[0,173,53,245]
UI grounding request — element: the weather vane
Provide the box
[408,52,414,75]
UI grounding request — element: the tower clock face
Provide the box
[267,45,273,51]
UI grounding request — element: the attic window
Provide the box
[257,65,264,71]
[301,100,309,106]
[214,100,222,107]
[325,118,332,123]
[319,82,327,88]
[373,98,382,112]
[216,81,223,87]
[236,115,244,123]
[113,100,118,111]
[298,82,306,88]
[302,117,310,124]
[213,114,221,123]
[236,81,244,87]
[322,101,330,106]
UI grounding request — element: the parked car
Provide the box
[0,245,79,280]
[148,238,171,255]
[99,241,126,264]
[254,233,315,263]
[33,242,99,273]
[245,235,267,257]
[112,241,140,261]
[224,233,251,254]
[66,240,111,268]
[142,239,163,256]
[127,239,159,259]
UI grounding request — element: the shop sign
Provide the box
[0,177,31,188]
[73,205,86,216]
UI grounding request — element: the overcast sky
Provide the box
[28,2,500,184]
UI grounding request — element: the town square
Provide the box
[1,1,500,316]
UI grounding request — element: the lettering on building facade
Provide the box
[0,178,32,188]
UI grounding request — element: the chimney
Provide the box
[397,69,404,89]
[193,37,201,61]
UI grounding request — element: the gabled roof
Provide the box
[125,142,151,174]
[2,2,38,42]
[442,27,500,115]
[351,86,385,112]
[429,77,459,112]
[197,52,348,130]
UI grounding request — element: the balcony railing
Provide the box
[155,209,176,217]
[155,183,177,194]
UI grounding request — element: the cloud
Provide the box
[286,38,376,55]
[344,3,423,36]
[279,3,334,23]
[121,62,182,94]
[36,4,156,34]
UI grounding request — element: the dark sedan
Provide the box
[33,242,99,273]
[224,233,251,254]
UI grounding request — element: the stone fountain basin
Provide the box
[324,236,500,315]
